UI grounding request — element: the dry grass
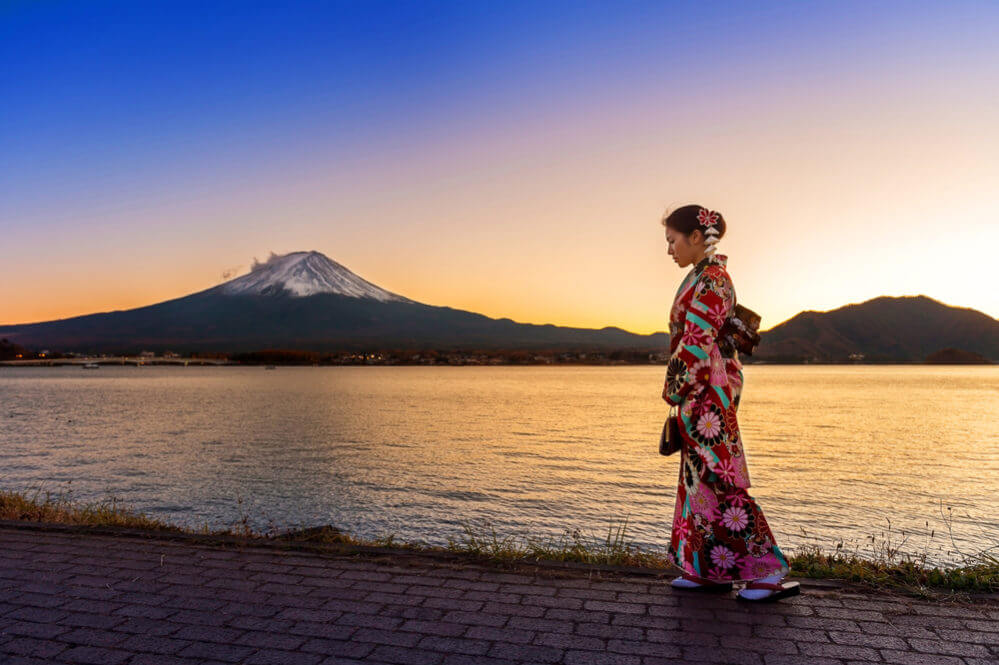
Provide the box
[0,485,182,532]
[3,485,995,595]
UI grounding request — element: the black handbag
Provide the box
[659,406,683,456]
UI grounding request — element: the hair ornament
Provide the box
[698,207,721,257]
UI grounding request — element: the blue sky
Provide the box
[3,1,997,330]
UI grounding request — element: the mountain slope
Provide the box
[757,296,999,361]
[3,255,996,359]
[0,252,665,353]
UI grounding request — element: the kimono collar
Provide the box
[695,253,728,274]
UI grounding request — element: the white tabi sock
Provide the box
[670,576,704,589]
[738,572,784,600]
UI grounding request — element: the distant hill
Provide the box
[0,251,666,354]
[756,296,999,362]
[3,255,996,362]
[925,348,992,364]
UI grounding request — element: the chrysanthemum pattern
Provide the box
[690,482,721,522]
[689,359,713,388]
[710,545,737,569]
[663,256,750,485]
[721,505,749,532]
[665,357,688,397]
[714,458,740,484]
[693,406,725,446]
[664,254,788,582]
[681,326,709,348]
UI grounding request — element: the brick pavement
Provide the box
[1,524,997,665]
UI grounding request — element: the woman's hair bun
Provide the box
[661,204,727,239]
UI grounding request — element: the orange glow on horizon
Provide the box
[3,6,998,333]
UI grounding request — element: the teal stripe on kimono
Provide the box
[690,299,709,314]
[712,385,731,408]
[684,344,708,360]
[693,552,701,575]
[686,312,712,331]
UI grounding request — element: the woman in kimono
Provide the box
[661,204,798,602]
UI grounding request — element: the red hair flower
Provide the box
[697,208,719,228]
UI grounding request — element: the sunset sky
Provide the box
[2,1,997,334]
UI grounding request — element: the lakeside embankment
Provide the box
[2,357,995,367]
[2,487,996,598]
[4,523,998,665]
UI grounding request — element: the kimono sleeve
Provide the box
[663,267,732,405]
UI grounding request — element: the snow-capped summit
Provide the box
[220,251,410,302]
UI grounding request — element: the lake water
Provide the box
[1,365,997,566]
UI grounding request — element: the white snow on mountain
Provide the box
[220,251,411,302]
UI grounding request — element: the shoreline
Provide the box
[2,359,995,367]
[2,487,996,599]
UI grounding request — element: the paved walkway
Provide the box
[1,524,997,665]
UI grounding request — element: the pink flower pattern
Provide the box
[715,459,739,484]
[721,506,749,531]
[673,516,690,541]
[704,301,728,327]
[688,358,712,387]
[690,483,720,521]
[665,254,788,582]
[739,553,783,581]
[725,491,750,507]
[682,326,709,348]
[710,545,738,569]
[696,411,722,440]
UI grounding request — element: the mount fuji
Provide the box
[0,251,664,353]
[221,251,412,302]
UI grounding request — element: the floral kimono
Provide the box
[663,254,788,582]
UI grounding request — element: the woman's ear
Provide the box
[688,229,704,247]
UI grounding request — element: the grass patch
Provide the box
[445,518,675,570]
[0,485,183,532]
[786,509,999,596]
[787,545,998,595]
[443,517,999,596]
[2,484,996,596]
[0,483,433,549]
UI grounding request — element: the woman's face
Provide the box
[665,227,700,268]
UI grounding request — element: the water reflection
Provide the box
[1,365,996,565]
